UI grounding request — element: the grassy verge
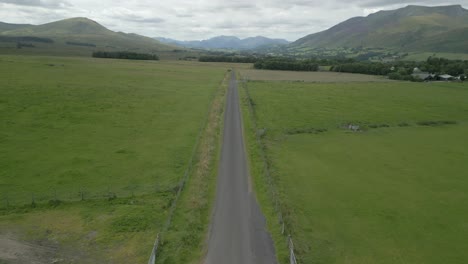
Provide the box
[237,74,289,263]
[242,79,468,263]
[155,71,229,263]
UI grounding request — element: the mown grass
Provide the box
[242,79,468,263]
[0,55,229,262]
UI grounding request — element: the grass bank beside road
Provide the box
[155,71,228,264]
[241,76,468,264]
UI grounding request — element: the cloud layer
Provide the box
[0,0,466,41]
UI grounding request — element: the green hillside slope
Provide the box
[0,22,31,32]
[291,5,468,53]
[0,17,175,56]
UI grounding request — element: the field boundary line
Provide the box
[148,70,230,264]
[240,75,300,264]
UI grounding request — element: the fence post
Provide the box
[288,235,298,264]
[148,233,160,264]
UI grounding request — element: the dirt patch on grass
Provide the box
[0,234,58,264]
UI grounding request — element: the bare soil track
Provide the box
[204,71,277,264]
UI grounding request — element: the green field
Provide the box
[404,52,468,61]
[240,79,468,263]
[239,69,391,83]
[0,55,229,262]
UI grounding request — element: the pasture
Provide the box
[239,69,392,82]
[0,55,228,262]
[240,78,468,264]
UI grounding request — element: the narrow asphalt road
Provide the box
[204,71,277,264]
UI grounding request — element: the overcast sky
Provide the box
[0,0,466,41]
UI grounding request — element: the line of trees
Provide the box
[0,36,53,43]
[331,57,468,81]
[66,41,96,47]
[244,56,467,82]
[199,55,258,63]
[92,51,159,61]
[16,42,35,49]
[331,62,392,75]
[422,57,468,76]
[254,58,319,71]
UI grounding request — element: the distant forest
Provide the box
[199,55,257,63]
[0,36,53,43]
[92,51,159,61]
[331,57,468,81]
[254,58,319,71]
[199,54,467,81]
[67,41,96,47]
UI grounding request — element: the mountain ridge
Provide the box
[291,4,468,53]
[155,35,289,50]
[0,17,175,56]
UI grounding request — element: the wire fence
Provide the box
[0,181,180,209]
[148,234,160,264]
[241,76,300,264]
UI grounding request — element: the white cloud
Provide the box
[0,0,467,41]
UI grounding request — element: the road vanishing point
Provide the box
[204,71,277,264]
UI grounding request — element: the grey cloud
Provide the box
[122,15,164,24]
[356,0,464,8]
[0,0,71,8]
[102,8,165,25]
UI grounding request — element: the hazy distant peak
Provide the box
[155,35,289,50]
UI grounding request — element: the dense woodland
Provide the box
[254,58,319,71]
[332,57,468,81]
[250,56,468,81]
[92,51,159,60]
[0,36,53,43]
[194,52,468,81]
[198,55,257,63]
[66,41,96,47]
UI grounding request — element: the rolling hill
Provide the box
[0,22,31,32]
[0,17,176,56]
[291,5,468,53]
[155,35,289,50]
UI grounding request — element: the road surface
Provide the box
[204,71,277,264]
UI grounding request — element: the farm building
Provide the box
[412,72,435,81]
[438,74,454,81]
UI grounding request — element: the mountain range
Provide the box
[291,4,468,53]
[0,17,174,56]
[1,5,468,57]
[155,36,289,50]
